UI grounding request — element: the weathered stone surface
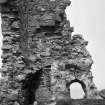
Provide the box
[0,0,7,3]
[0,0,104,105]
[99,89,105,99]
[50,34,99,100]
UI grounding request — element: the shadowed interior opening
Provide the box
[21,69,43,105]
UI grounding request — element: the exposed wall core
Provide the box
[0,14,3,69]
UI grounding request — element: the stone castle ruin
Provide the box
[0,0,105,105]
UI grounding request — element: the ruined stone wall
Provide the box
[0,0,73,105]
[0,0,104,105]
[0,1,24,105]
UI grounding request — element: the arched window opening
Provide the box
[70,82,85,99]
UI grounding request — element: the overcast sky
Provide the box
[0,0,105,99]
[66,0,105,98]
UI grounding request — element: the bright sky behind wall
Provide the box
[66,0,105,98]
[0,0,105,99]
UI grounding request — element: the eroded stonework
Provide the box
[0,0,104,105]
